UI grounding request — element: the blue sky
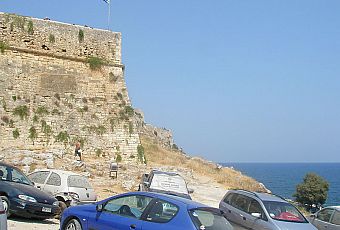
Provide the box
[1,1,340,162]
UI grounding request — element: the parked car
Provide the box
[0,162,60,219]
[60,191,234,230]
[219,189,317,230]
[0,197,7,230]
[28,169,97,210]
[139,170,193,199]
[309,206,340,229]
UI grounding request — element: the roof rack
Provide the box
[235,189,261,199]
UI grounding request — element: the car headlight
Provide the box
[18,194,37,203]
[53,201,59,206]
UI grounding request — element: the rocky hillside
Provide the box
[0,134,267,207]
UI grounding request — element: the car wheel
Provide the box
[0,196,11,218]
[64,219,82,230]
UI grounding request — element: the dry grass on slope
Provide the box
[141,136,266,192]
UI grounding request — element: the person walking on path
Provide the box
[74,141,82,161]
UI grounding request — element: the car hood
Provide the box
[4,181,56,204]
[273,220,318,230]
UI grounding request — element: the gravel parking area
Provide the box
[8,217,59,230]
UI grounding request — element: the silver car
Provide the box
[28,169,97,210]
[219,190,317,230]
[309,206,340,230]
[0,197,7,230]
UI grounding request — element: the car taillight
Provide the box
[0,209,5,214]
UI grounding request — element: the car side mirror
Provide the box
[96,204,103,212]
[143,181,150,187]
[251,213,262,218]
[188,188,194,194]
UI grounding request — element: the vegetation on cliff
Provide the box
[141,136,266,192]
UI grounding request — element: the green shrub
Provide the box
[49,34,55,43]
[87,56,105,70]
[11,95,17,101]
[137,145,146,164]
[128,122,133,135]
[0,41,9,54]
[27,20,34,35]
[55,131,70,147]
[96,149,102,157]
[33,114,39,123]
[13,105,29,120]
[116,153,122,163]
[78,29,84,42]
[41,120,52,136]
[36,106,49,116]
[12,128,20,139]
[125,106,134,117]
[28,126,37,143]
[1,98,7,110]
[52,109,60,115]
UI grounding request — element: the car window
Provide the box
[233,194,251,213]
[68,175,92,188]
[103,195,153,219]
[263,201,307,223]
[223,193,234,205]
[28,171,50,184]
[248,198,267,220]
[146,199,179,223]
[189,208,233,230]
[331,210,340,225]
[0,165,32,185]
[317,208,334,223]
[46,172,61,186]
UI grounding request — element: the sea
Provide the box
[221,163,340,206]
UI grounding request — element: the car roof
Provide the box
[327,206,340,211]
[232,190,286,202]
[32,169,80,176]
[122,191,209,210]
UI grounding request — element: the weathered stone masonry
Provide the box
[0,12,141,161]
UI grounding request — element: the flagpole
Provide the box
[108,0,111,31]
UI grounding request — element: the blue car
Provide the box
[60,191,234,230]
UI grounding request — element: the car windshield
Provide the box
[67,175,92,188]
[189,208,233,230]
[263,201,307,223]
[0,164,33,185]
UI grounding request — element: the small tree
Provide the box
[294,173,329,210]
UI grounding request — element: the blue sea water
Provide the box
[221,163,340,206]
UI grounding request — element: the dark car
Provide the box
[0,162,60,219]
[60,191,234,230]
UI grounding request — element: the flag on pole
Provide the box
[102,0,111,30]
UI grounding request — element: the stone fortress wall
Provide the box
[0,12,142,162]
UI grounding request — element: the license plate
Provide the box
[42,207,52,213]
